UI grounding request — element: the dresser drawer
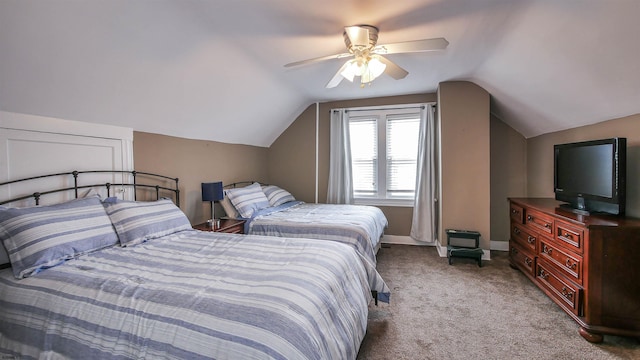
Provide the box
[555,220,584,254]
[536,261,582,316]
[510,203,524,224]
[511,223,538,252]
[525,208,554,236]
[539,239,583,285]
[510,241,535,277]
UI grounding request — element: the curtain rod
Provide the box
[332,102,436,113]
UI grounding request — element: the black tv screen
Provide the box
[554,138,626,215]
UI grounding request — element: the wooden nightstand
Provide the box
[193,219,246,234]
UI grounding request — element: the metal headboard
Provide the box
[0,170,180,207]
[0,170,180,269]
[224,181,268,189]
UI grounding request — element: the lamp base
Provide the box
[206,218,221,230]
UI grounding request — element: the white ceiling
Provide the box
[1,0,639,147]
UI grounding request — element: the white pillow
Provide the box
[225,183,270,218]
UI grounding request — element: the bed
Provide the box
[221,182,388,265]
[0,171,390,359]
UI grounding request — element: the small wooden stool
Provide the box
[446,229,483,267]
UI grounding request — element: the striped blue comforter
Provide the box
[246,203,388,265]
[0,231,390,360]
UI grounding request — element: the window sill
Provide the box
[353,198,414,207]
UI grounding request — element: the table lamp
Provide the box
[201,182,224,223]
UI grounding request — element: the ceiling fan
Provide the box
[284,25,449,88]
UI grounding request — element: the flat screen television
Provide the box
[554,137,626,216]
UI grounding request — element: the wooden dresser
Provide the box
[508,198,640,342]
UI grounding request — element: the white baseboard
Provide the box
[491,240,509,252]
[381,235,510,261]
[381,235,435,246]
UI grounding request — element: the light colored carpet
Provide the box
[357,245,640,360]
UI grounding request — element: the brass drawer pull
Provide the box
[524,257,532,266]
[563,232,573,239]
[544,223,551,229]
[539,269,549,280]
[527,215,533,222]
[527,236,535,244]
[514,227,521,235]
[562,286,574,300]
[565,259,577,270]
[542,244,553,255]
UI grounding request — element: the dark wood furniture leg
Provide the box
[579,327,604,343]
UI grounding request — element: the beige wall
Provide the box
[131,83,525,249]
[490,115,528,242]
[526,114,640,217]
[133,131,269,225]
[437,81,491,248]
[267,104,317,203]
[268,93,437,236]
[130,87,639,250]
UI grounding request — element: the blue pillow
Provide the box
[103,198,192,247]
[262,185,296,207]
[226,182,270,218]
[0,196,119,279]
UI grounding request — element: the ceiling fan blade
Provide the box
[373,37,449,55]
[284,52,352,68]
[326,61,352,88]
[344,26,370,47]
[378,56,409,80]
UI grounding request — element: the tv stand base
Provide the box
[558,203,591,216]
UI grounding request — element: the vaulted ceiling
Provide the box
[1,0,639,147]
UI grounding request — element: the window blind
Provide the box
[386,116,420,197]
[349,118,377,196]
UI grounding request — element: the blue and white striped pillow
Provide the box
[0,196,119,279]
[262,185,296,207]
[103,198,192,247]
[225,182,270,218]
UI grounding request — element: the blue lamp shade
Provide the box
[202,182,224,202]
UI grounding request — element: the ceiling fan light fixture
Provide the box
[342,55,386,87]
[288,24,448,89]
[360,66,376,86]
[340,59,359,82]
[368,56,386,78]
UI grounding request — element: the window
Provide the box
[347,106,422,205]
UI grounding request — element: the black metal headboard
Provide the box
[0,170,180,269]
[0,170,180,207]
[224,181,268,189]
